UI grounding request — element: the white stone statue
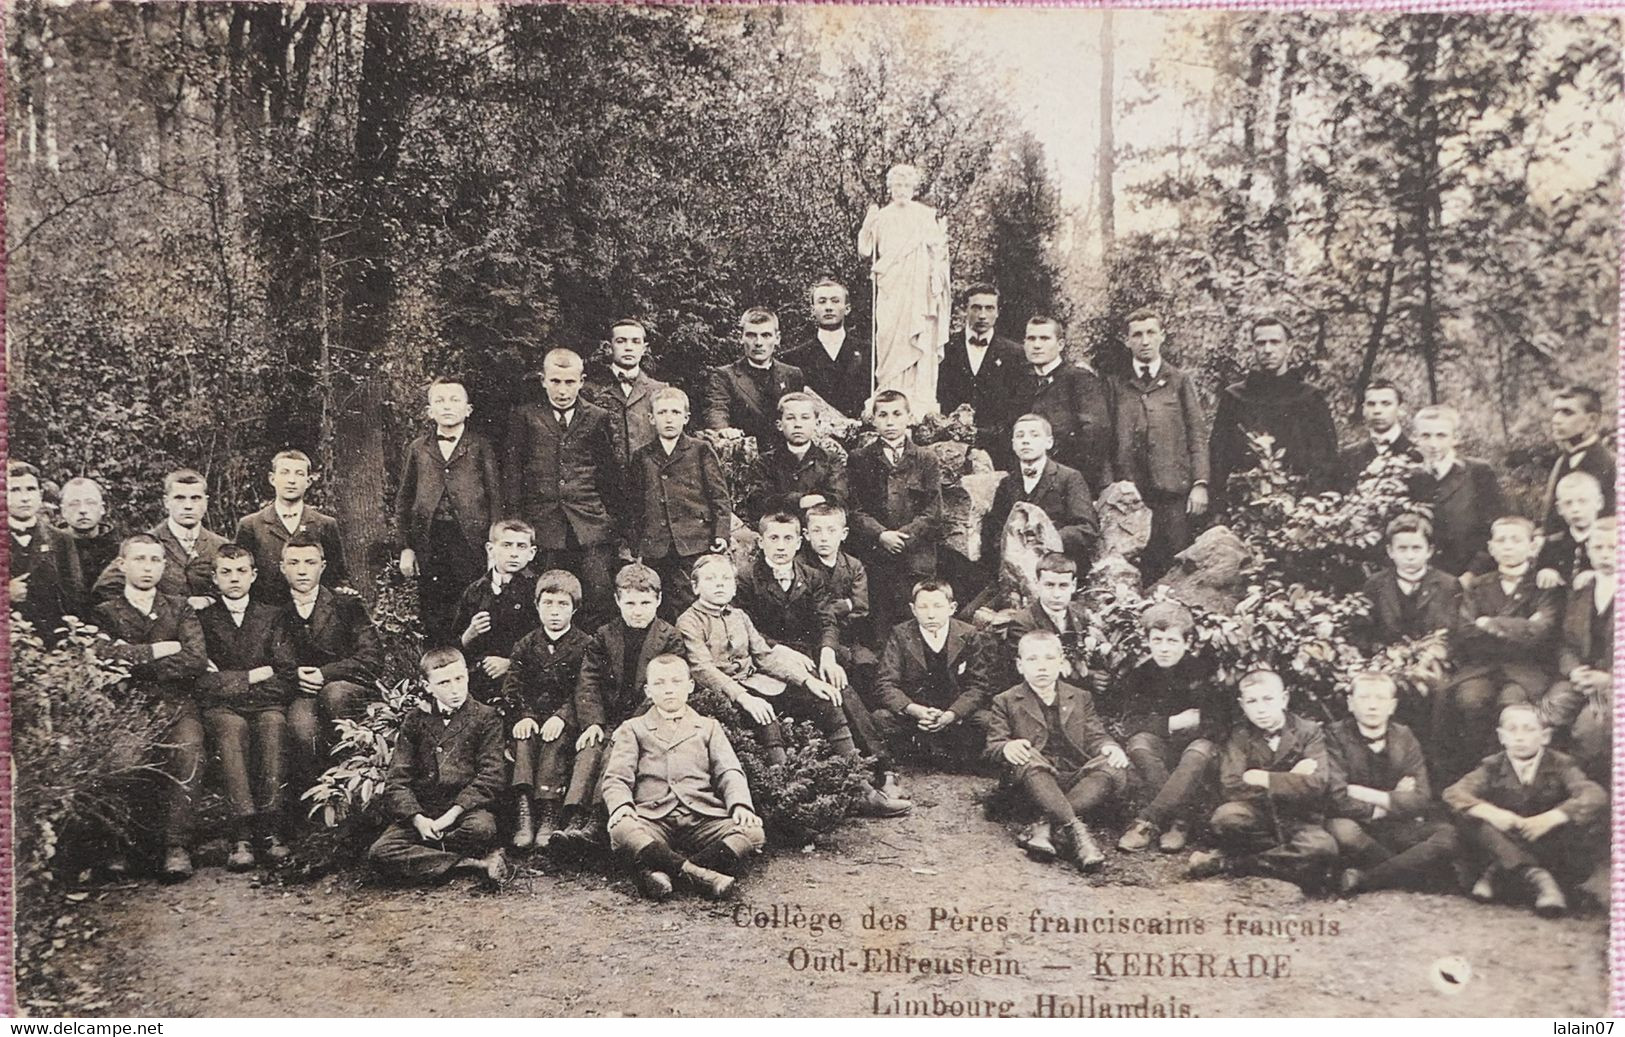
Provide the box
[858,163,951,417]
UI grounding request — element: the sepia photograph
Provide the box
[3,1,1619,1018]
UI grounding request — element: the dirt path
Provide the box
[52,772,1608,1017]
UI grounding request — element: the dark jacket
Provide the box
[1218,712,1330,820]
[500,625,594,727]
[94,521,226,602]
[848,438,942,577]
[279,587,382,687]
[1539,438,1615,532]
[1009,363,1114,492]
[452,570,540,665]
[1452,568,1559,669]
[876,618,992,719]
[1557,584,1613,677]
[1108,363,1210,497]
[1324,718,1432,822]
[802,549,871,649]
[1536,525,1593,585]
[985,679,1120,775]
[394,429,503,553]
[1409,458,1506,577]
[734,556,839,656]
[95,592,207,698]
[1361,567,1461,647]
[1443,747,1606,827]
[12,522,84,637]
[382,699,508,820]
[196,598,296,709]
[781,329,873,420]
[938,332,1023,447]
[235,503,347,602]
[746,443,847,523]
[1209,369,1338,499]
[503,399,622,548]
[703,359,807,446]
[583,369,669,468]
[1338,432,1421,490]
[981,459,1100,568]
[65,524,121,606]
[1115,655,1228,743]
[574,618,687,731]
[631,435,732,560]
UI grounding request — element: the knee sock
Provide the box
[1066,773,1115,817]
[689,841,741,874]
[1022,771,1079,826]
[634,842,687,875]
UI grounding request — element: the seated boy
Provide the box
[453,519,540,706]
[1115,602,1227,854]
[1186,669,1338,889]
[368,648,508,887]
[196,545,296,869]
[801,503,875,656]
[848,390,943,637]
[1435,516,1559,784]
[985,630,1128,872]
[1443,703,1607,917]
[981,414,1100,573]
[999,552,1090,690]
[1535,471,1604,588]
[501,570,593,851]
[874,579,994,769]
[602,654,767,900]
[234,449,347,603]
[1326,673,1457,896]
[631,385,732,620]
[1538,517,1614,781]
[94,534,208,879]
[745,392,848,523]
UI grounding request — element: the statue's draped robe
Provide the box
[860,201,950,415]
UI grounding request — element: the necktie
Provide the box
[774,569,794,591]
[885,446,899,468]
[556,409,571,428]
[1137,364,1150,380]
[1266,733,1282,752]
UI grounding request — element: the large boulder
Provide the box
[1096,480,1153,564]
[940,449,1004,562]
[1152,525,1258,614]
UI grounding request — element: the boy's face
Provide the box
[122,544,168,592]
[1487,523,1536,570]
[1035,570,1076,613]
[536,590,575,634]
[1586,527,1616,576]
[1555,481,1603,531]
[651,397,689,440]
[910,588,953,635]
[425,657,470,712]
[1146,627,1190,669]
[645,658,694,715]
[616,588,661,630]
[1412,417,1456,464]
[164,482,208,529]
[805,514,848,558]
[1347,680,1397,730]
[1238,679,1288,732]
[1361,389,1401,433]
[965,293,999,336]
[740,321,779,365]
[1016,638,1064,690]
[1125,317,1163,365]
[8,474,42,524]
[609,324,647,370]
[1386,531,1432,576]
[489,530,537,574]
[269,459,312,504]
[778,400,818,448]
[809,285,850,330]
[543,362,584,411]
[1011,420,1052,464]
[61,483,105,532]
[872,399,911,443]
[693,561,737,607]
[1023,322,1061,367]
[759,520,802,569]
[1550,396,1598,444]
[280,545,326,595]
[1497,709,1550,760]
[427,383,472,430]
[212,554,257,600]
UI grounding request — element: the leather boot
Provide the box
[680,860,736,899]
[162,846,195,882]
[635,869,674,901]
[227,841,257,872]
[1060,820,1106,873]
[1526,867,1567,918]
[1021,821,1057,862]
[511,794,536,852]
[532,800,560,850]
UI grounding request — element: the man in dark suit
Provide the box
[744,391,848,524]
[9,460,84,642]
[873,580,994,767]
[1340,379,1420,490]
[59,476,120,608]
[982,415,1100,572]
[584,316,669,468]
[395,375,503,644]
[505,348,624,630]
[938,284,1022,451]
[780,279,872,420]
[235,449,346,603]
[1108,308,1209,579]
[1538,518,1613,781]
[1008,316,1113,492]
[704,307,808,447]
[848,390,944,637]
[93,469,227,607]
[1209,315,1339,504]
[1539,385,1615,532]
[1410,404,1509,577]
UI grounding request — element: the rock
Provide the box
[939,450,1004,562]
[1152,525,1257,614]
[984,501,1065,610]
[1096,480,1153,563]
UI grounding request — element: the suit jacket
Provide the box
[782,329,872,419]
[394,429,503,552]
[631,435,732,560]
[1324,718,1432,822]
[500,625,593,727]
[703,359,806,446]
[1362,567,1461,647]
[981,459,1100,567]
[584,369,668,468]
[1540,438,1615,532]
[12,523,84,636]
[382,699,507,820]
[1443,747,1606,827]
[876,618,992,718]
[575,618,686,731]
[235,503,347,602]
[1009,363,1114,492]
[802,549,871,648]
[1557,584,1613,676]
[1218,712,1330,820]
[938,333,1022,448]
[734,556,840,656]
[503,399,622,547]
[453,570,540,665]
[746,443,847,523]
[1410,458,1506,576]
[1209,369,1338,499]
[1536,526,1592,585]
[196,598,296,709]
[280,587,382,687]
[94,521,226,602]
[95,592,207,697]
[601,705,754,820]
[1115,655,1228,743]
[1108,363,1210,497]
[676,602,808,700]
[65,524,119,609]
[848,438,942,577]
[1338,432,1420,490]
[984,679,1119,774]
[1452,568,1558,668]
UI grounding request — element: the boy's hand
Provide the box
[1289,758,1318,776]
[399,549,418,578]
[576,725,606,750]
[738,694,777,725]
[1518,810,1566,842]
[512,718,539,740]
[151,640,183,659]
[248,665,274,683]
[432,807,462,835]
[607,805,636,831]
[1535,567,1564,590]
[1573,570,1597,590]
[879,531,909,555]
[1102,744,1129,769]
[1395,776,1418,793]
[480,655,511,679]
[921,709,956,732]
[1478,805,1522,833]
[1186,484,1209,516]
[1002,739,1035,766]
[904,703,938,725]
[297,666,324,694]
[465,611,493,642]
[1169,708,1201,733]
[733,805,763,831]
[541,715,566,742]
[818,648,848,690]
[1242,768,1270,788]
[411,815,439,841]
[805,678,842,708]
[797,493,827,511]
[1572,666,1608,691]
[9,574,29,602]
[187,596,213,610]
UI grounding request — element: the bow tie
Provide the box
[1022,466,1041,479]
[971,337,990,348]
[617,372,639,385]
[1362,732,1389,748]
[771,568,795,583]
[437,434,458,444]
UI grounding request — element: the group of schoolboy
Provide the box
[9,279,1612,912]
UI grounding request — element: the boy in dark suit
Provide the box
[1339,379,1420,490]
[981,414,1100,574]
[1209,316,1338,503]
[745,392,848,524]
[1008,317,1113,492]
[1327,673,1457,896]
[453,519,539,707]
[1362,514,1462,647]
[1538,518,1613,781]
[1186,669,1338,889]
[1116,603,1228,855]
[1108,308,1210,577]
[848,389,944,638]
[196,545,296,869]
[504,348,624,631]
[367,648,508,887]
[279,533,382,806]
[395,376,503,643]
[802,503,875,656]
[985,630,1128,872]
[703,307,808,447]
[603,654,766,901]
[1535,471,1604,589]
[631,385,732,620]
[9,460,84,642]
[502,570,593,851]
[1540,385,1614,532]
[938,284,1020,454]
[1000,553,1090,693]
[780,279,872,420]
[95,534,208,880]
[94,469,226,607]
[235,449,346,603]
[1444,703,1607,917]
[1410,405,1508,576]
[60,476,119,608]
[874,579,994,769]
[584,317,668,468]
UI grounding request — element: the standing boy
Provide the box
[938,284,1020,454]
[1535,471,1605,588]
[1538,518,1614,781]
[60,476,120,606]
[630,385,732,620]
[1339,379,1419,490]
[586,317,669,468]
[801,503,875,656]
[94,469,225,606]
[236,449,346,603]
[1410,405,1508,577]
[1539,386,1614,531]
[453,519,540,708]
[848,389,943,637]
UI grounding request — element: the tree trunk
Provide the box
[1405,18,1443,402]
[1268,40,1297,273]
[1097,10,1115,260]
[1353,222,1403,417]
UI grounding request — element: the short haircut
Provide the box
[8,460,40,482]
[542,348,584,372]
[1250,314,1292,339]
[1237,668,1284,694]
[1490,515,1536,538]
[961,282,999,304]
[1498,702,1544,728]
[1141,601,1195,636]
[419,646,465,675]
[1035,552,1078,580]
[1412,404,1460,432]
[61,476,104,498]
[872,388,911,413]
[805,502,848,526]
[163,468,207,495]
[427,375,467,397]
[120,532,163,557]
[1364,379,1403,405]
[645,653,690,680]
[1384,513,1434,546]
[536,569,583,607]
[651,385,690,411]
[214,543,255,566]
[910,578,956,603]
[777,391,818,417]
[270,449,313,472]
[1017,629,1062,656]
[488,518,536,544]
[690,552,735,580]
[740,307,779,330]
[609,316,648,336]
[1124,306,1161,328]
[757,511,802,535]
[282,530,326,559]
[808,277,848,299]
[1556,385,1603,415]
[1026,315,1064,336]
[1555,470,1604,500]
[614,563,662,595]
[1348,671,1398,698]
[1011,413,1054,438]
